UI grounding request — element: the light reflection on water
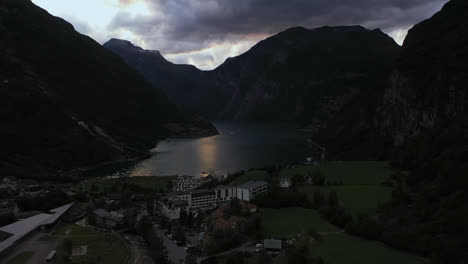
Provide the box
[127,121,314,177]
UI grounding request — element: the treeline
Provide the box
[17,190,71,211]
[204,199,262,255]
[345,125,468,264]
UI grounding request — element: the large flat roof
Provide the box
[0,202,74,253]
[237,181,268,190]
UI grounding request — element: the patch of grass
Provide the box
[54,225,128,264]
[280,161,394,185]
[260,207,337,238]
[299,185,393,217]
[7,251,35,264]
[309,233,426,264]
[231,170,269,185]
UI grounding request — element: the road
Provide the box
[197,241,254,263]
[156,228,187,263]
[122,234,154,264]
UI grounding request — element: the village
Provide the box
[0,173,287,264]
[0,161,422,264]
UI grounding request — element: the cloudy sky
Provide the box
[32,0,447,70]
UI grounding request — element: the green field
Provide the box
[299,185,393,217]
[260,207,338,237]
[6,251,35,264]
[280,161,394,185]
[309,234,426,264]
[231,170,269,185]
[53,225,128,264]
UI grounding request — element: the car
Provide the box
[256,244,264,248]
[255,249,262,252]
[184,247,188,251]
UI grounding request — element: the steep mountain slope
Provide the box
[376,0,468,145]
[342,1,468,263]
[212,26,401,126]
[0,0,215,178]
[103,39,225,117]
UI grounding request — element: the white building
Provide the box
[169,181,268,210]
[235,181,268,201]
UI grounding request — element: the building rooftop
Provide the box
[94,209,109,218]
[190,189,215,195]
[0,202,74,253]
[264,239,282,249]
[237,181,268,190]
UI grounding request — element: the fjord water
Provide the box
[129,121,313,177]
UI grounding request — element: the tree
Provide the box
[180,209,187,225]
[311,171,325,186]
[313,189,325,208]
[174,226,187,245]
[146,196,155,215]
[228,198,242,216]
[185,254,197,264]
[185,211,194,228]
[328,190,339,208]
[63,238,73,258]
[291,174,306,188]
[166,180,173,191]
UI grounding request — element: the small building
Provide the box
[93,209,124,228]
[2,177,18,192]
[105,211,124,228]
[23,185,44,198]
[264,239,282,251]
[157,193,188,221]
[280,178,291,188]
[236,181,268,201]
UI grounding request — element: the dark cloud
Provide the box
[106,0,447,67]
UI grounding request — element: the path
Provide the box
[197,241,253,264]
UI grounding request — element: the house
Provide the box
[157,193,188,221]
[2,177,18,191]
[93,209,108,227]
[93,209,124,228]
[280,178,291,188]
[264,239,282,251]
[23,185,44,198]
[105,211,124,228]
[236,181,268,201]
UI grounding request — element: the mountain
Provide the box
[103,39,224,117]
[0,0,216,179]
[342,1,468,262]
[106,26,401,133]
[212,26,400,126]
[376,0,468,145]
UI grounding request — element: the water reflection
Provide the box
[128,121,313,177]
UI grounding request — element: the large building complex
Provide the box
[157,181,268,220]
